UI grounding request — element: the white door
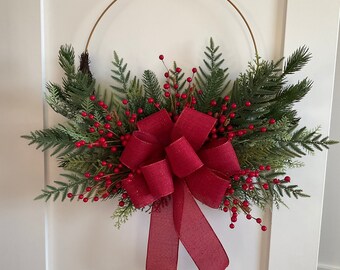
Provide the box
[1,0,339,269]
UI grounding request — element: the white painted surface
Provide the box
[0,1,45,270]
[1,0,339,269]
[319,264,340,270]
[318,12,340,270]
[269,1,340,270]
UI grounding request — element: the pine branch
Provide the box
[282,46,311,76]
[110,51,131,100]
[112,201,136,229]
[35,174,92,202]
[142,70,163,103]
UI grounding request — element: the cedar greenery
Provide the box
[23,38,337,228]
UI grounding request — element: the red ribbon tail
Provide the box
[146,200,179,270]
[173,179,229,270]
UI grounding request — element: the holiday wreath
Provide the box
[23,1,337,269]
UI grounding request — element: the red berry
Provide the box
[259,165,265,171]
[256,218,262,224]
[245,101,251,107]
[94,122,100,128]
[273,178,280,184]
[67,193,73,198]
[265,165,271,171]
[148,98,154,104]
[187,77,192,83]
[175,67,182,73]
[260,127,267,132]
[246,177,252,184]
[85,187,92,192]
[93,196,99,202]
[81,111,87,117]
[104,123,111,129]
[159,55,164,60]
[246,214,252,220]
[231,216,237,223]
[137,108,143,114]
[163,83,170,89]
[269,118,276,124]
[83,198,89,203]
[181,93,187,99]
[231,206,237,213]
[88,114,94,120]
[84,172,91,178]
[223,207,228,212]
[233,175,240,181]
[116,121,122,127]
[242,184,248,191]
[89,95,96,101]
[102,192,109,199]
[263,183,269,190]
[78,194,84,199]
[74,141,82,148]
[242,201,249,207]
[122,99,128,105]
[261,225,267,231]
[210,100,217,106]
[192,67,197,73]
[224,96,230,101]
[248,124,254,130]
[164,72,169,78]
[229,223,235,229]
[221,104,227,111]
[224,200,230,206]
[164,92,170,98]
[119,201,125,207]
[231,103,237,109]
[284,176,291,182]
[174,84,179,90]
[229,113,236,119]
[198,89,203,95]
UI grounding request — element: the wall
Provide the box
[318,17,340,270]
[0,1,45,270]
[1,0,339,269]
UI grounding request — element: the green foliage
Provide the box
[112,201,136,229]
[45,45,95,120]
[196,38,230,112]
[143,70,163,103]
[35,174,92,202]
[24,40,338,227]
[110,51,131,101]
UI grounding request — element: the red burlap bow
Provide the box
[120,107,240,270]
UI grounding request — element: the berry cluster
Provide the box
[222,164,292,231]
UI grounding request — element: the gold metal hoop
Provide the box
[84,0,259,57]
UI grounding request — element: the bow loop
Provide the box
[166,137,204,178]
[141,159,174,198]
[171,108,217,151]
[199,138,241,176]
[120,131,163,170]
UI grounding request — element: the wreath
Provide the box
[23,1,337,269]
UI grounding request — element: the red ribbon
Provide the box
[120,108,240,270]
